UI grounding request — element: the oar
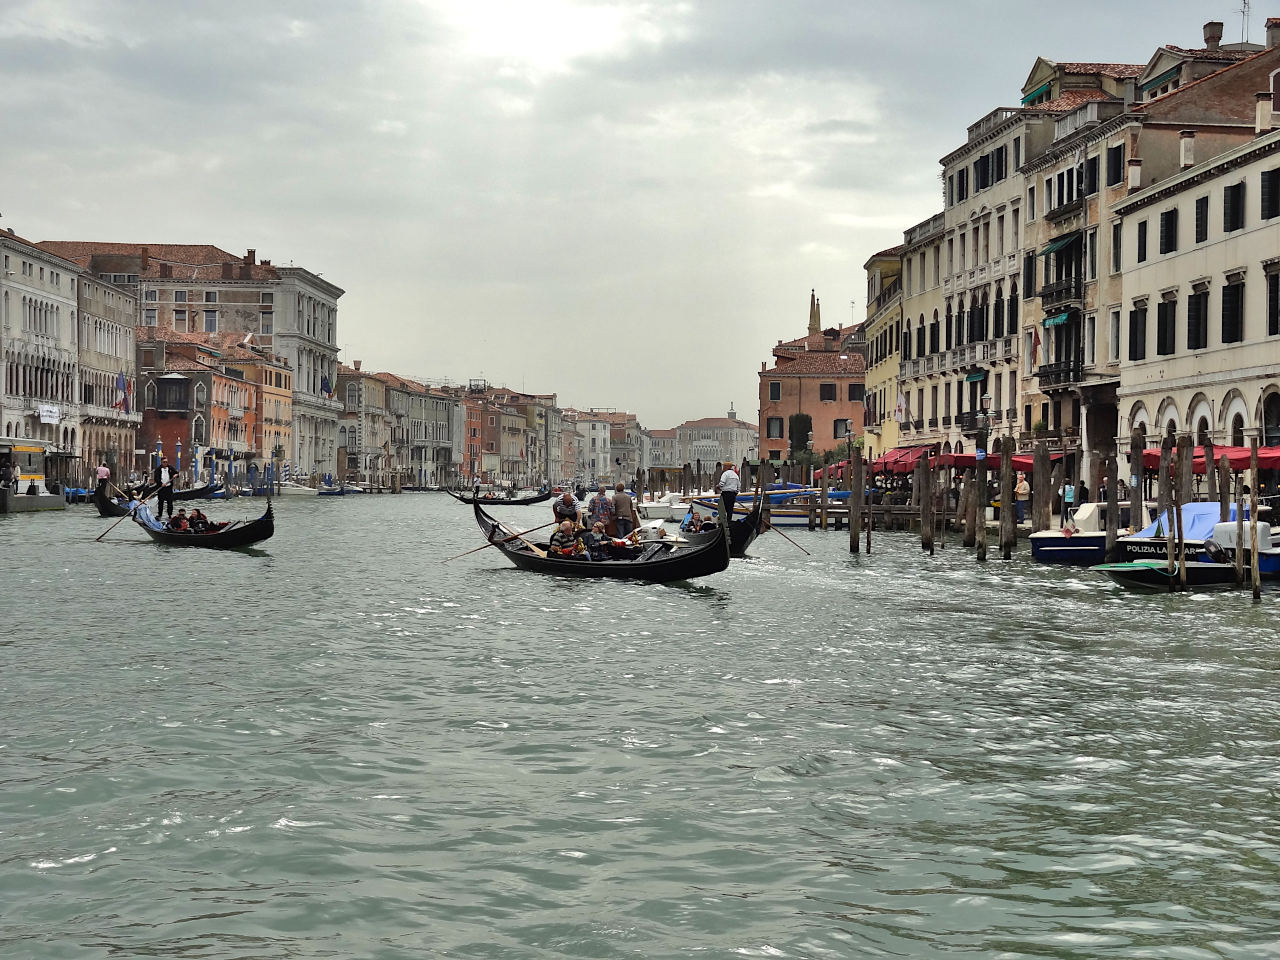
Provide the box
[494,524,548,558]
[441,520,558,563]
[95,486,160,542]
[762,518,811,556]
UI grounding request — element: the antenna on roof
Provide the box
[1240,0,1251,43]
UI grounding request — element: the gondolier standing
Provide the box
[94,461,111,497]
[716,462,741,522]
[153,456,176,519]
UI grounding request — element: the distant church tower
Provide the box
[808,289,823,335]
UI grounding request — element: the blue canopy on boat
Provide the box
[1135,502,1246,540]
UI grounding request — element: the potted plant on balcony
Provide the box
[1031,419,1049,438]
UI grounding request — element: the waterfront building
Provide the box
[675,407,758,469]
[591,410,644,481]
[135,329,257,483]
[757,291,865,461]
[220,333,293,477]
[894,216,953,461]
[645,428,680,471]
[76,272,140,474]
[861,253,904,463]
[566,408,613,482]
[1113,93,1280,447]
[36,242,343,481]
[336,362,391,486]
[1,231,81,458]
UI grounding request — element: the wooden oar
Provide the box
[441,520,558,563]
[95,486,160,542]
[762,518,811,556]
[495,524,548,558]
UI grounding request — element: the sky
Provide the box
[1,0,1271,428]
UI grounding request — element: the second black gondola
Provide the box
[682,500,765,558]
[448,487,553,506]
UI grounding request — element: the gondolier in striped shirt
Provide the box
[716,463,741,520]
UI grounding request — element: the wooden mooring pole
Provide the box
[1129,428,1145,537]
[962,468,976,548]
[1235,474,1246,587]
[999,444,1015,560]
[1251,438,1262,602]
[849,449,862,554]
[1032,442,1050,533]
[1105,453,1119,561]
[921,455,935,555]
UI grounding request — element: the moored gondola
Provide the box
[449,487,553,506]
[474,501,728,581]
[682,499,765,558]
[130,501,275,550]
[173,481,220,501]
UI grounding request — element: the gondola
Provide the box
[130,501,275,550]
[173,481,220,501]
[448,487,553,506]
[682,499,765,558]
[94,483,150,518]
[474,501,728,582]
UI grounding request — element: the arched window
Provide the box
[993,286,1005,339]
[192,415,207,445]
[195,382,208,406]
[902,321,912,360]
[1197,417,1210,445]
[916,314,926,357]
[1232,414,1245,447]
[1264,394,1280,446]
[346,383,358,408]
[144,381,156,409]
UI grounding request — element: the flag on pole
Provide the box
[113,371,127,410]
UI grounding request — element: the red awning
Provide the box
[1138,445,1280,474]
[869,445,933,474]
[939,451,1061,471]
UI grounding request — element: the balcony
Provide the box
[1037,359,1084,390]
[928,417,938,429]
[1039,276,1082,309]
[1045,195,1084,223]
[942,416,952,428]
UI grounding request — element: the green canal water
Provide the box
[3,494,1280,959]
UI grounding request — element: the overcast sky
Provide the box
[2,1,1269,427]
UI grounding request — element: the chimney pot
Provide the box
[1127,156,1143,191]
[245,248,256,265]
[1204,20,1223,51]
[1268,17,1280,49]
[1179,129,1196,169]
[141,247,149,270]
[353,360,362,371]
[1257,91,1274,135]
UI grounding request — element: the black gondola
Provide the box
[130,502,274,550]
[474,501,728,582]
[94,483,150,517]
[448,487,553,506]
[173,481,220,501]
[682,500,765,558]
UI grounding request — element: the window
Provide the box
[1187,290,1209,349]
[848,383,864,402]
[260,311,273,335]
[1086,228,1097,280]
[1195,196,1209,243]
[195,382,208,405]
[1013,137,1021,168]
[1136,221,1148,263]
[1128,305,1147,361]
[1106,143,1125,186]
[833,419,850,439]
[173,309,187,332]
[1084,155,1099,195]
[204,290,218,303]
[1224,182,1245,232]
[261,292,274,305]
[1109,309,1120,362]
[1023,253,1035,295]
[1268,271,1280,336]
[174,290,188,302]
[487,415,495,426]
[145,289,158,301]
[203,309,217,332]
[819,382,836,401]
[1156,299,1176,355]
[1111,222,1122,272]
[1085,315,1096,365]
[768,381,781,402]
[1159,209,1178,254]
[766,417,784,438]
[143,308,157,325]
[1027,185,1036,219]
[1222,279,1245,343]
[1263,168,1280,220]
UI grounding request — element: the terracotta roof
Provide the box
[679,417,758,431]
[592,411,637,425]
[774,323,861,354]
[870,244,905,258]
[1134,45,1272,111]
[137,327,218,346]
[160,358,213,373]
[648,428,677,439]
[1162,44,1257,63]
[35,241,281,282]
[1054,61,1145,78]
[1038,89,1118,112]
[764,351,867,376]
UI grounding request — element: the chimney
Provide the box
[260,259,271,267]
[353,360,362,371]
[1258,91,1275,135]
[1203,20,1223,52]
[244,248,256,265]
[1127,156,1143,191]
[159,263,172,279]
[1268,17,1280,49]
[140,247,149,270]
[221,261,233,279]
[1179,130,1196,169]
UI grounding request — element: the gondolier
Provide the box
[153,457,176,519]
[715,463,741,519]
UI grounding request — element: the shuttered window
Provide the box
[1224,182,1245,232]
[1262,168,1280,221]
[1187,291,1208,349]
[1128,307,1147,361]
[1195,196,1208,242]
[1106,144,1125,185]
[1222,281,1245,343]
[1084,156,1099,195]
[1268,272,1280,337]
[1159,209,1178,254]
[1023,253,1035,295]
[1156,300,1176,355]
[1136,220,1148,263]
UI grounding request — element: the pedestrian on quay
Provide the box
[612,481,639,537]
[1015,471,1030,523]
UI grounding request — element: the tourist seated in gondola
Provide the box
[548,520,585,557]
[681,511,702,532]
[699,516,717,532]
[188,508,210,533]
[167,509,190,532]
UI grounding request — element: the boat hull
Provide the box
[1094,560,1239,591]
[683,504,765,558]
[131,503,275,549]
[1029,531,1107,565]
